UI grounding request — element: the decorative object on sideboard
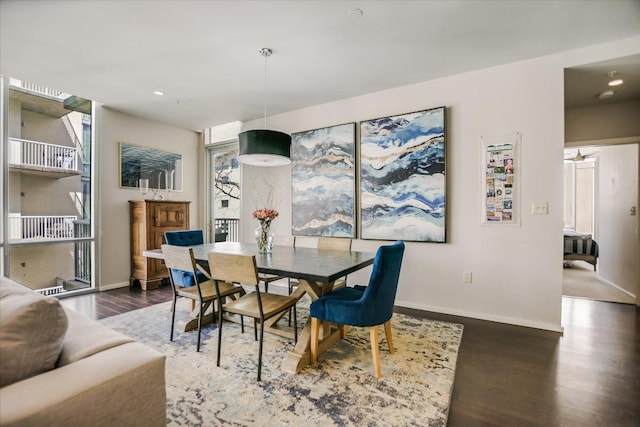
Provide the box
[138,178,149,199]
[238,48,291,167]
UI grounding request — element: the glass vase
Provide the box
[255,223,275,253]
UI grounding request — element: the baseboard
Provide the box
[99,281,130,291]
[597,276,636,299]
[395,298,564,333]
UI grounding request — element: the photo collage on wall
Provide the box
[483,134,519,224]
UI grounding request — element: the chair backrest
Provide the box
[208,252,260,287]
[161,244,202,296]
[274,235,295,247]
[360,241,405,325]
[163,230,204,288]
[317,237,351,251]
[161,244,196,272]
[164,229,204,246]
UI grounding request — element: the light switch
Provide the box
[532,202,548,215]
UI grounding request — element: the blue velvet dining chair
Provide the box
[164,229,208,288]
[310,240,405,378]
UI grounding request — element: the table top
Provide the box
[146,242,376,283]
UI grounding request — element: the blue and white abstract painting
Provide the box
[360,107,446,242]
[291,123,356,237]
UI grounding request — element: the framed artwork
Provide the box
[291,123,356,237]
[360,107,446,242]
[119,142,182,190]
[481,132,520,225]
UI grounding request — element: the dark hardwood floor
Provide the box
[59,282,174,320]
[60,286,639,426]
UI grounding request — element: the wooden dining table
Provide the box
[144,241,376,374]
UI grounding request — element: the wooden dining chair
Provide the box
[161,244,245,352]
[208,252,298,381]
[310,241,405,378]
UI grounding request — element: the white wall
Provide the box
[241,36,640,331]
[597,144,639,296]
[97,107,200,290]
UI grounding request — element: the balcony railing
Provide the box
[215,218,239,242]
[73,220,91,283]
[9,78,70,100]
[8,214,77,241]
[9,138,78,171]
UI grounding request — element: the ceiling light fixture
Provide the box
[608,79,624,86]
[238,48,291,167]
[153,91,165,96]
[598,90,615,99]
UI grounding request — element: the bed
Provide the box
[563,231,599,271]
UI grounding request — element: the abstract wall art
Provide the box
[360,107,446,242]
[119,142,182,190]
[291,123,356,237]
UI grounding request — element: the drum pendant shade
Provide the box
[238,130,291,166]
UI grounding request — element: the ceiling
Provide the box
[565,54,640,109]
[1,1,639,132]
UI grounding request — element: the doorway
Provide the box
[206,141,240,243]
[562,143,638,304]
[563,54,640,306]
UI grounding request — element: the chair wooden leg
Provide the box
[384,320,394,354]
[216,307,223,367]
[257,319,264,381]
[370,326,382,378]
[310,317,320,365]
[170,295,177,342]
[196,301,203,352]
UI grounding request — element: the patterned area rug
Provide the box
[101,298,463,426]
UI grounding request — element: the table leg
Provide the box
[281,278,344,374]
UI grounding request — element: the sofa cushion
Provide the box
[58,309,134,367]
[0,279,69,387]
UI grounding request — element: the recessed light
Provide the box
[608,79,624,86]
[598,90,614,99]
[153,91,165,96]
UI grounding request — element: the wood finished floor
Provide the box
[60,285,640,426]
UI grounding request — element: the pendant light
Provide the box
[238,48,291,167]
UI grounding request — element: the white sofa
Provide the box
[0,277,167,427]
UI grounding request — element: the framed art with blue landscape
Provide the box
[291,123,356,237]
[119,142,182,191]
[360,106,446,242]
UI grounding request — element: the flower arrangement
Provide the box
[252,208,279,225]
[253,209,278,253]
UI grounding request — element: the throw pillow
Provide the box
[0,280,68,387]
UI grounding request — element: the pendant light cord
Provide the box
[260,48,272,129]
[264,51,267,128]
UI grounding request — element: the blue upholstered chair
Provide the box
[164,229,208,288]
[310,241,405,378]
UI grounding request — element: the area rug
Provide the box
[101,298,463,426]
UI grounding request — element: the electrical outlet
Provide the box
[463,271,472,283]
[532,202,548,215]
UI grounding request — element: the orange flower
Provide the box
[252,208,279,222]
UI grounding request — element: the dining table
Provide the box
[143,241,376,374]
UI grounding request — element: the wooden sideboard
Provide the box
[129,200,190,290]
